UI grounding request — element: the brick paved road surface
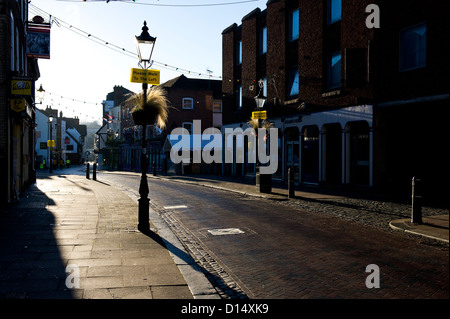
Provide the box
[100,173,449,299]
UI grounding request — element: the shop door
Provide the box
[286,141,299,182]
[302,126,319,184]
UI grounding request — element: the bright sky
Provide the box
[30,0,267,124]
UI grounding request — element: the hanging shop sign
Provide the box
[11,79,32,96]
[130,68,160,85]
[10,99,26,112]
[26,20,51,59]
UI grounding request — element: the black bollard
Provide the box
[411,176,422,224]
[288,168,295,198]
[86,163,90,179]
[93,163,97,181]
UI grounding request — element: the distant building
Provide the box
[96,85,135,170]
[35,108,86,168]
[116,75,222,174]
[160,75,223,174]
[35,108,51,168]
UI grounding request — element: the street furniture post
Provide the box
[288,168,295,198]
[411,176,423,224]
[93,163,97,181]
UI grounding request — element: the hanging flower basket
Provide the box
[132,109,147,126]
[132,108,159,126]
[126,86,170,129]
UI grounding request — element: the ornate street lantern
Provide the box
[135,21,156,68]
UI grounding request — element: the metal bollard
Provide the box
[411,176,422,224]
[93,163,97,181]
[288,168,295,198]
[86,163,90,179]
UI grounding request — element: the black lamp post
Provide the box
[254,81,271,193]
[254,83,266,168]
[48,114,53,174]
[135,21,156,233]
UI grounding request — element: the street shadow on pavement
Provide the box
[139,227,245,299]
[0,183,73,299]
[57,175,92,192]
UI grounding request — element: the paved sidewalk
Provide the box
[0,171,218,299]
[389,215,449,243]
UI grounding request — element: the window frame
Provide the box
[288,9,299,42]
[327,51,342,90]
[259,26,267,55]
[212,101,222,113]
[182,122,193,134]
[327,0,342,25]
[288,67,299,97]
[182,97,194,110]
[236,85,242,110]
[399,22,427,72]
[236,40,242,65]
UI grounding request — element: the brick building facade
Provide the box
[161,75,223,174]
[1,0,41,204]
[162,75,222,134]
[221,0,449,205]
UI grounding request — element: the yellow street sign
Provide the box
[47,140,55,148]
[11,80,32,95]
[252,111,267,120]
[130,68,160,85]
[10,99,26,112]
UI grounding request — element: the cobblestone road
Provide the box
[101,173,449,299]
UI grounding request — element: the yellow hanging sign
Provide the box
[47,140,55,147]
[252,111,267,120]
[130,68,160,85]
[10,99,26,112]
[11,80,32,95]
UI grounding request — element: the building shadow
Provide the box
[0,183,73,299]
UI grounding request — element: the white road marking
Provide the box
[163,205,188,210]
[207,228,245,236]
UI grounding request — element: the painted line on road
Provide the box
[164,205,188,210]
[207,228,245,236]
